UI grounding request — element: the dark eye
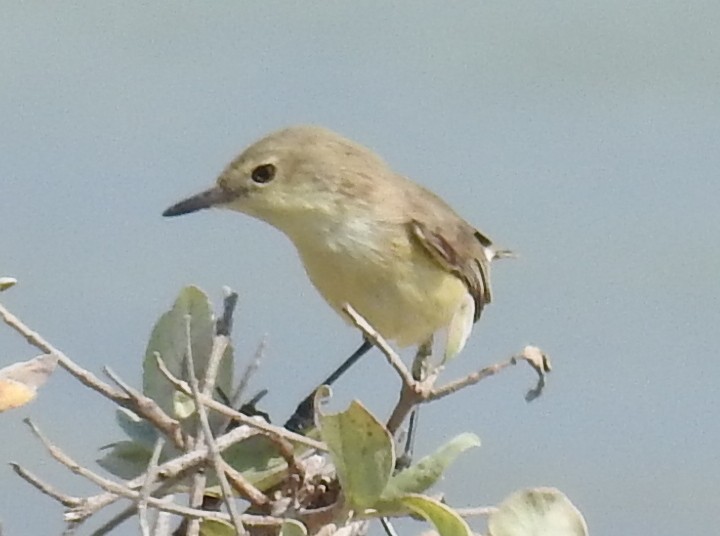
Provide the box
[251,163,276,184]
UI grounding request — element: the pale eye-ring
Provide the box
[251,163,276,184]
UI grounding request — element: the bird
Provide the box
[163,125,511,430]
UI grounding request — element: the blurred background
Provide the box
[1,2,718,534]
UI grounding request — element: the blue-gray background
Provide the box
[1,2,718,535]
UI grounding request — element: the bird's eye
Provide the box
[251,163,276,184]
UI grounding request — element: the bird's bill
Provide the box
[162,186,235,217]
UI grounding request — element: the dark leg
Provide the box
[395,406,419,471]
[284,339,374,433]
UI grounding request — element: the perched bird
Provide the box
[164,125,509,374]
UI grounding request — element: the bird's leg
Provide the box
[284,339,374,433]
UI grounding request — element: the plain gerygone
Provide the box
[163,125,510,367]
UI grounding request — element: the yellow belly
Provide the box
[296,233,468,347]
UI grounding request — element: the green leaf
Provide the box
[96,441,152,479]
[279,520,308,536]
[199,519,235,536]
[488,488,588,536]
[173,390,196,419]
[382,432,480,500]
[222,434,289,491]
[401,494,472,536]
[142,286,233,428]
[318,399,394,510]
[115,408,158,448]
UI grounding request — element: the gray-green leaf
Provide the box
[488,488,588,536]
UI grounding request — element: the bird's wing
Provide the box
[408,219,493,322]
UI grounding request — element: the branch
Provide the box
[343,305,550,436]
[103,367,185,449]
[19,418,283,528]
[138,437,165,536]
[65,424,260,523]
[0,303,123,399]
[9,462,82,508]
[185,318,247,534]
[0,301,186,449]
[343,305,414,386]
[154,353,326,452]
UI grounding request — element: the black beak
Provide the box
[163,187,235,217]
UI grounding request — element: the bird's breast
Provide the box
[290,218,469,347]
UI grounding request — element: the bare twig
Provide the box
[428,358,517,401]
[0,303,123,399]
[0,302,187,450]
[103,367,185,449]
[233,338,266,408]
[154,353,326,452]
[217,458,269,506]
[199,329,229,399]
[22,417,281,527]
[185,317,246,535]
[185,317,206,536]
[344,305,550,436]
[221,338,266,434]
[9,462,82,508]
[343,305,414,386]
[454,506,498,517]
[138,437,166,536]
[66,424,260,523]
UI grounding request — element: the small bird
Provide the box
[164,125,510,366]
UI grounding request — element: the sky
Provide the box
[1,2,719,535]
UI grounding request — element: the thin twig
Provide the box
[216,458,269,506]
[428,358,517,401]
[103,367,185,449]
[454,506,498,517]
[89,475,190,535]
[66,425,260,523]
[185,319,246,535]
[0,303,124,399]
[233,338,266,408]
[185,316,206,536]
[138,437,166,536]
[9,462,82,507]
[200,332,229,399]
[343,305,415,386]
[220,338,266,434]
[22,417,281,527]
[154,353,326,452]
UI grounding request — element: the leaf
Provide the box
[96,441,152,479]
[142,286,233,427]
[198,514,308,536]
[115,408,158,448]
[279,520,308,536]
[318,399,394,510]
[0,379,36,412]
[0,354,58,412]
[0,277,17,292]
[199,519,235,536]
[488,488,588,536]
[401,494,472,536]
[382,432,480,500]
[173,390,196,419]
[222,434,289,490]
